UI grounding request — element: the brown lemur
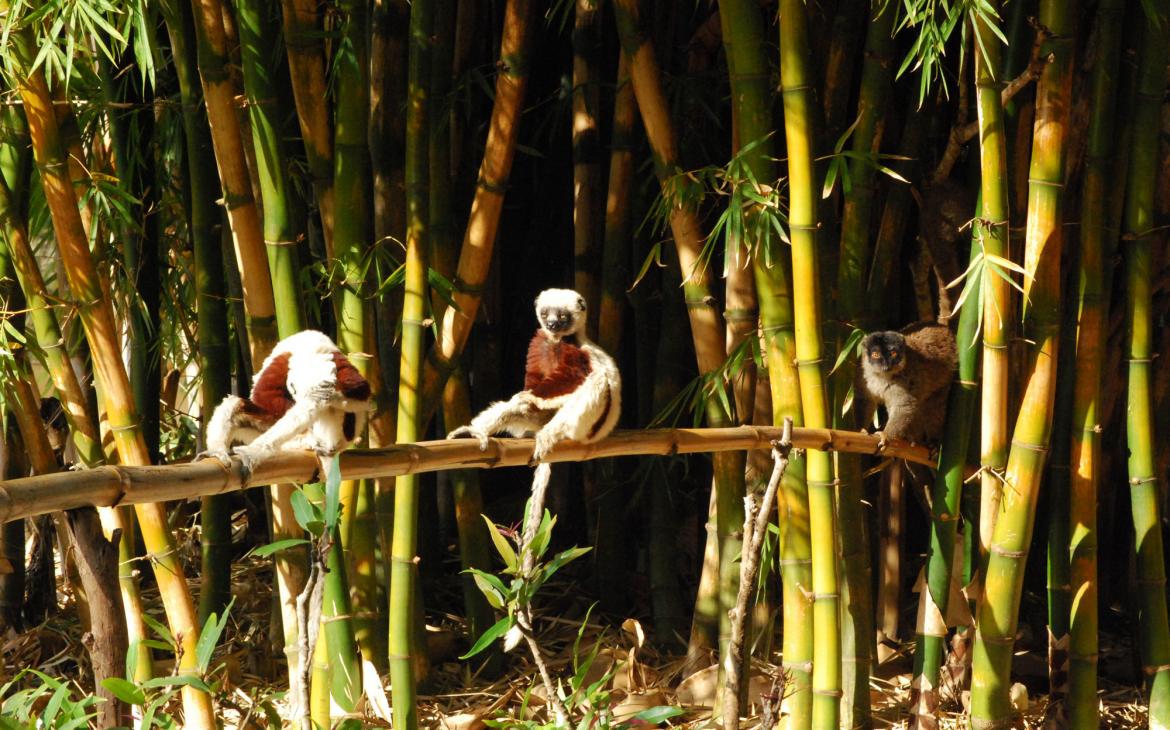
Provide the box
[854,320,958,448]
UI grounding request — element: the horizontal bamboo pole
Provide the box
[0,427,931,524]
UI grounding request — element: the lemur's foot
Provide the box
[195,449,234,469]
[874,431,890,454]
[447,426,490,451]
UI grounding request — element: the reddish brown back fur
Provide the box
[524,331,592,398]
[332,353,371,400]
[248,353,294,420]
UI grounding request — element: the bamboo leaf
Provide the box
[466,568,508,609]
[482,515,518,572]
[195,597,234,672]
[460,615,513,659]
[101,678,146,707]
[250,538,311,558]
[830,327,866,376]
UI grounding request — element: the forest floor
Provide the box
[0,538,1151,728]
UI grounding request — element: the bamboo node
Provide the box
[811,591,840,600]
[264,238,299,248]
[452,274,486,294]
[989,545,1027,559]
[390,555,421,566]
[979,634,1016,646]
[1128,475,1157,486]
[1144,663,1170,676]
[322,613,353,623]
[781,660,813,672]
[760,323,794,334]
[1009,439,1047,454]
[476,175,510,195]
[1026,176,1064,189]
[812,688,843,698]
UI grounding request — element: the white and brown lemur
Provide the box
[200,329,373,475]
[447,288,621,462]
[855,320,957,447]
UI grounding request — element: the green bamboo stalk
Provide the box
[388,0,433,725]
[969,0,1074,724]
[832,7,895,723]
[1067,0,1123,725]
[2,16,215,725]
[911,231,981,727]
[972,2,1012,569]
[162,0,237,630]
[715,0,793,720]
[235,0,322,647]
[779,0,839,725]
[236,0,306,334]
[1120,3,1170,723]
[102,56,162,462]
[327,0,375,695]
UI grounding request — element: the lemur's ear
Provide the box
[577,296,586,310]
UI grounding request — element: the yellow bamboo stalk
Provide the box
[279,0,335,253]
[185,0,278,363]
[418,0,536,417]
[7,26,215,727]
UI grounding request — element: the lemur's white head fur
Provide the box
[535,288,587,341]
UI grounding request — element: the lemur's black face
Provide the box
[539,306,577,334]
[535,291,587,337]
[861,331,906,374]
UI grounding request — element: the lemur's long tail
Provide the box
[521,462,554,575]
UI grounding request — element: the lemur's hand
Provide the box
[447,426,490,452]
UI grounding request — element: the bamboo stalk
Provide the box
[1119,3,1170,723]
[0,427,932,523]
[180,0,278,363]
[969,0,1074,723]
[911,234,981,728]
[612,0,742,666]
[331,0,377,681]
[388,0,433,724]
[279,0,335,252]
[778,0,841,724]
[972,2,1012,570]
[417,0,535,421]
[3,17,215,726]
[573,0,603,329]
[1067,0,1123,725]
[597,52,634,357]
